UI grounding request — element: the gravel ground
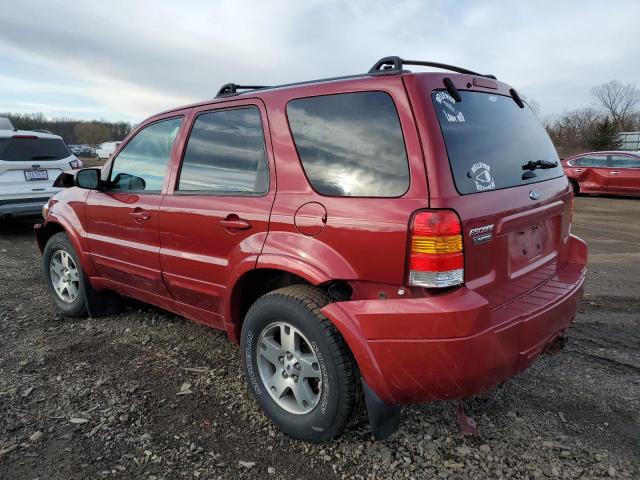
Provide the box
[0,195,638,479]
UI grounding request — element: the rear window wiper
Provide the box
[522,160,558,171]
[31,155,59,160]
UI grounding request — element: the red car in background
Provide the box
[562,151,640,196]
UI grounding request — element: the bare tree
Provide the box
[591,80,640,131]
[545,108,602,157]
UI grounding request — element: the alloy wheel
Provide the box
[49,250,80,303]
[257,321,322,414]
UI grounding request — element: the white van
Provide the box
[95,141,121,161]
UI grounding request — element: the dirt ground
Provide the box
[0,196,638,479]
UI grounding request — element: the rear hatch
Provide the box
[422,85,571,309]
[0,134,74,199]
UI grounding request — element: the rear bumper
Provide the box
[321,234,588,405]
[0,197,50,219]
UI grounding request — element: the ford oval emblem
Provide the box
[529,189,541,200]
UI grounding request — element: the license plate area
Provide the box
[24,169,49,181]
[508,222,554,273]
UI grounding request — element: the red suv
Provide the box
[35,57,587,442]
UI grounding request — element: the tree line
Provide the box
[543,80,640,157]
[0,112,133,145]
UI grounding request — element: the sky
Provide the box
[0,0,638,123]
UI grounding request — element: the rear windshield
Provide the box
[432,90,563,194]
[0,137,71,162]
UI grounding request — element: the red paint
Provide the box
[563,151,640,196]
[35,69,588,406]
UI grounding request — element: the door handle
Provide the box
[573,168,584,172]
[219,215,252,231]
[609,171,620,175]
[130,210,151,221]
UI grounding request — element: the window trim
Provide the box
[174,105,270,197]
[105,115,184,195]
[285,90,411,199]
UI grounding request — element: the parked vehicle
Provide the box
[95,141,121,161]
[0,117,14,130]
[562,151,640,196]
[35,57,587,442]
[0,130,82,220]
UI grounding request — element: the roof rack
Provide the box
[216,83,270,98]
[214,56,496,99]
[368,56,497,80]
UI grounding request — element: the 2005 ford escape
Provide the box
[35,57,587,441]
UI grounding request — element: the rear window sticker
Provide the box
[488,95,498,102]
[471,162,495,191]
[435,91,465,123]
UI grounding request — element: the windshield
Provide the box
[432,90,563,194]
[0,137,71,162]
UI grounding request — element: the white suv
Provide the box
[0,129,82,220]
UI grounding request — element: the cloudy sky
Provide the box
[0,0,638,123]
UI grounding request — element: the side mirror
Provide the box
[75,168,101,190]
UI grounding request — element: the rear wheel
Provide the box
[570,180,580,195]
[240,285,359,442]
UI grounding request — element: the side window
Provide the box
[110,118,182,192]
[610,155,640,168]
[575,155,608,167]
[177,107,268,194]
[287,91,409,197]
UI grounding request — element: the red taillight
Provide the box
[408,210,464,288]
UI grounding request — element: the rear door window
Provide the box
[0,137,71,161]
[177,107,269,194]
[432,91,563,194]
[287,91,409,197]
[610,155,640,168]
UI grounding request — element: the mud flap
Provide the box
[84,276,122,317]
[362,379,401,440]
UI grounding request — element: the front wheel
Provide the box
[43,232,87,317]
[240,285,359,442]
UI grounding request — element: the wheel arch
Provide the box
[37,216,98,278]
[224,253,355,344]
[225,267,313,343]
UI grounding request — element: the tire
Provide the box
[241,285,359,442]
[43,232,88,317]
[570,180,580,195]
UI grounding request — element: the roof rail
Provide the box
[216,83,270,98]
[368,56,497,80]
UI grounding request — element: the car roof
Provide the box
[566,150,640,158]
[0,129,63,140]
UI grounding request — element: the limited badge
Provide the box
[470,162,496,191]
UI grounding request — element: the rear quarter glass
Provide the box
[286,91,410,197]
[432,90,563,195]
